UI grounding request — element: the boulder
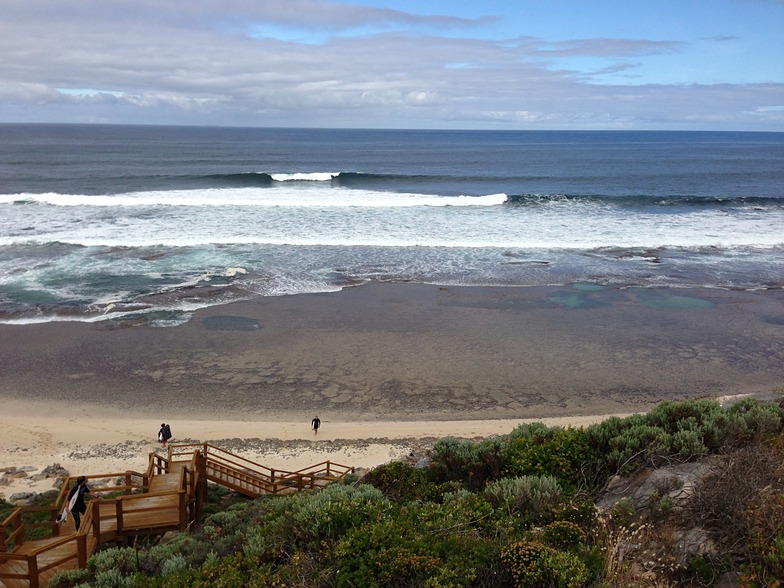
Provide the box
[41,463,70,478]
[9,492,37,505]
[673,527,717,566]
[597,459,720,511]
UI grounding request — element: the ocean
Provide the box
[1,124,782,327]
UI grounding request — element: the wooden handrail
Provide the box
[2,442,355,587]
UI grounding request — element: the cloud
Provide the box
[0,1,781,130]
[537,38,683,57]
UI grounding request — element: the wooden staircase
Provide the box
[0,444,353,587]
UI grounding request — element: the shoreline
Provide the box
[2,281,783,500]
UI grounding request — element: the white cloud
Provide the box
[0,0,782,129]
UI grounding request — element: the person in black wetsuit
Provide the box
[67,476,92,530]
[311,415,321,435]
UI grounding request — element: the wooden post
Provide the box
[50,506,61,537]
[77,534,87,567]
[178,491,186,531]
[115,500,124,537]
[13,515,24,548]
[92,501,102,544]
[125,473,132,495]
[27,554,39,588]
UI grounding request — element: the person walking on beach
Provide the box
[311,415,321,435]
[158,423,173,447]
[66,476,93,531]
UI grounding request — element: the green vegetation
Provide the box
[33,397,784,586]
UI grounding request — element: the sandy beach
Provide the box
[0,413,628,500]
[2,282,783,501]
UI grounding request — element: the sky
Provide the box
[1,0,783,130]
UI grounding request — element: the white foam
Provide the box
[269,172,339,182]
[2,188,508,208]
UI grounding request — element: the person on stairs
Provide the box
[66,476,93,531]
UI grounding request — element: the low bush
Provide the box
[430,436,505,490]
[361,460,446,502]
[541,520,587,550]
[484,475,563,524]
[501,539,589,588]
[502,424,596,492]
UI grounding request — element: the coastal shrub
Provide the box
[500,540,589,588]
[288,483,389,544]
[137,533,217,576]
[160,555,189,577]
[0,497,13,521]
[741,530,784,586]
[49,567,91,588]
[587,402,723,477]
[337,471,360,486]
[92,568,138,588]
[202,501,256,537]
[502,424,596,491]
[585,399,784,481]
[541,520,587,550]
[361,460,442,502]
[686,555,732,587]
[646,399,724,432]
[724,397,784,446]
[483,475,563,524]
[86,547,141,577]
[328,500,498,587]
[431,436,505,490]
[189,552,255,588]
[550,495,598,529]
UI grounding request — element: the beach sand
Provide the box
[2,282,783,500]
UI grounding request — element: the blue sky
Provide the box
[1,0,782,130]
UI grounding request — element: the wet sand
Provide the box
[1,282,783,422]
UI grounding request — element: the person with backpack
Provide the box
[158,423,173,447]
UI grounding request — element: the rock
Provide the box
[42,463,70,478]
[597,459,720,511]
[673,527,717,566]
[5,471,29,479]
[9,492,37,505]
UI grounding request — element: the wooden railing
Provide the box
[164,442,354,497]
[1,443,354,586]
[0,470,188,587]
[0,500,99,588]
